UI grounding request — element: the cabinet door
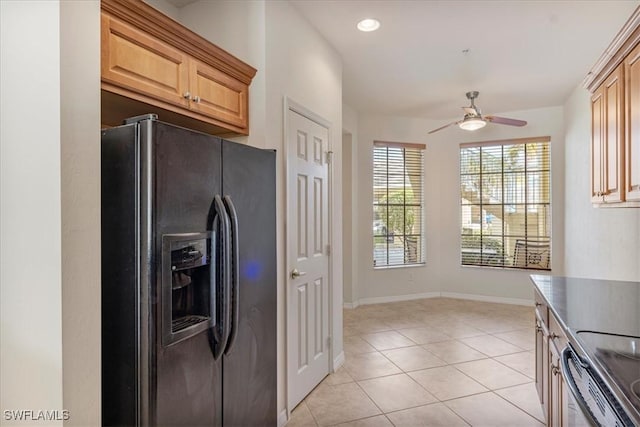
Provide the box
[603,65,625,203]
[591,87,605,203]
[549,342,563,427]
[188,59,248,130]
[101,14,190,109]
[626,43,640,201]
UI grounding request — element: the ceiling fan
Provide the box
[428,91,527,134]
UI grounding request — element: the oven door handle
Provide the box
[561,345,601,427]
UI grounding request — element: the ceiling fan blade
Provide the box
[485,115,527,127]
[428,121,460,134]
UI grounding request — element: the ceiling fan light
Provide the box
[459,118,486,131]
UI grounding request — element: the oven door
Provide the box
[561,344,631,427]
[561,345,596,426]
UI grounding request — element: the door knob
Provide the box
[291,268,307,279]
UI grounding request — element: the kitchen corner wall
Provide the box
[1,2,63,424]
[564,85,640,281]
[157,0,344,417]
[1,1,101,425]
[349,106,566,305]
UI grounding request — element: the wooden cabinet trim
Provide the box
[584,6,640,92]
[101,0,256,85]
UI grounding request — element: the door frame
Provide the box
[283,97,334,414]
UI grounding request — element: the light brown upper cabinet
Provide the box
[590,65,624,204]
[101,0,256,136]
[585,7,640,207]
[626,43,640,201]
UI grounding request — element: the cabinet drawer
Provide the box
[534,289,548,326]
[549,311,568,351]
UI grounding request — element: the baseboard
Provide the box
[333,351,345,370]
[440,292,533,306]
[356,291,441,306]
[345,292,532,308]
[278,409,288,427]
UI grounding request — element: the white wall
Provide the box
[1,2,63,424]
[264,0,343,412]
[564,85,640,281]
[60,1,102,425]
[343,104,359,305]
[352,106,565,305]
[1,2,102,426]
[176,0,267,149]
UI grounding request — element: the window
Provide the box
[460,137,551,270]
[373,141,425,267]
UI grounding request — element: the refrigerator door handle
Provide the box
[211,195,232,361]
[209,215,219,330]
[223,195,240,355]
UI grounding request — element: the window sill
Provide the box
[460,264,552,272]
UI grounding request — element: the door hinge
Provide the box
[326,244,331,255]
[326,336,332,348]
[326,150,333,164]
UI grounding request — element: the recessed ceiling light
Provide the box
[357,18,380,32]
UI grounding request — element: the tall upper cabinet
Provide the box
[585,7,640,207]
[626,43,640,202]
[101,0,256,136]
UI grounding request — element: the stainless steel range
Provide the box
[564,331,640,426]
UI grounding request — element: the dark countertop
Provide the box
[531,274,640,425]
[531,275,640,337]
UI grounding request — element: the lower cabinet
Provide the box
[549,340,568,427]
[534,289,569,427]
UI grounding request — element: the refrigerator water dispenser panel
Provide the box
[162,232,215,346]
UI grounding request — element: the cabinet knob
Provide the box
[551,364,560,376]
[183,91,191,100]
[550,332,560,340]
[193,95,201,103]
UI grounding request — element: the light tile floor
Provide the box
[288,297,545,426]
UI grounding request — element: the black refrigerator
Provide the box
[101,114,276,426]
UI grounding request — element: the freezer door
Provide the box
[222,141,277,426]
[102,124,140,427]
[150,122,224,426]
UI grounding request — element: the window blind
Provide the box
[373,141,425,267]
[460,137,551,270]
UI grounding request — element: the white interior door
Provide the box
[287,108,330,410]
